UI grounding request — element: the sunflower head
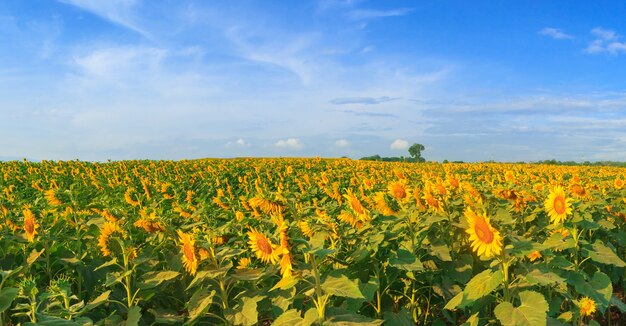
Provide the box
[544,186,572,225]
[464,208,503,258]
[23,206,39,243]
[579,297,596,317]
[387,182,408,201]
[177,230,198,275]
[247,228,279,265]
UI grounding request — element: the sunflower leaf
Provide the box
[494,291,548,326]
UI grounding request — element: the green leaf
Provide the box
[126,305,142,326]
[0,287,18,313]
[444,292,463,310]
[586,241,626,267]
[26,248,45,265]
[187,289,216,322]
[81,290,110,312]
[273,309,303,325]
[186,262,233,290]
[321,274,364,299]
[463,269,503,304]
[383,308,414,326]
[494,291,548,326]
[524,268,565,287]
[429,243,452,261]
[148,308,185,324]
[229,295,264,326]
[232,268,263,281]
[611,295,626,313]
[325,308,383,325]
[568,271,612,312]
[105,270,132,287]
[299,308,319,326]
[388,249,423,271]
[461,313,479,326]
[138,271,179,289]
[94,258,118,271]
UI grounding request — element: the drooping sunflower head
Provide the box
[374,192,399,216]
[247,228,279,265]
[177,230,198,275]
[544,186,572,225]
[464,208,503,258]
[579,297,596,317]
[343,190,368,217]
[23,206,39,243]
[98,221,124,257]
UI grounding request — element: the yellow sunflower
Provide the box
[615,176,624,190]
[177,230,198,275]
[387,182,408,201]
[579,297,596,317]
[343,189,369,218]
[464,208,503,258]
[247,228,279,264]
[44,189,62,206]
[98,221,124,257]
[544,186,572,225]
[23,206,39,243]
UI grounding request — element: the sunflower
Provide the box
[23,206,39,243]
[249,196,284,215]
[177,230,198,275]
[579,297,596,317]
[387,182,408,201]
[528,251,542,262]
[615,176,624,190]
[374,192,399,216]
[237,257,251,269]
[464,208,503,258]
[98,221,124,257]
[343,190,368,218]
[44,189,62,206]
[544,186,572,225]
[247,228,279,264]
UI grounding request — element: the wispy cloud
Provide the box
[335,139,349,147]
[57,0,148,37]
[347,8,412,20]
[586,27,626,55]
[330,96,398,105]
[538,27,573,40]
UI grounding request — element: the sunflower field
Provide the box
[1,158,625,325]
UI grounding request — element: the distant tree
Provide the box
[408,143,426,163]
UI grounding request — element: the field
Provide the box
[1,158,625,325]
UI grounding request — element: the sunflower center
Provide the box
[474,218,494,244]
[393,186,406,199]
[351,198,365,215]
[553,196,566,214]
[256,237,273,255]
[24,219,35,234]
[183,243,195,261]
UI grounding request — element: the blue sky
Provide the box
[2,1,626,162]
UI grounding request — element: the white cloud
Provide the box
[347,8,412,20]
[58,0,148,37]
[73,46,166,79]
[390,138,409,150]
[585,27,626,55]
[275,138,304,149]
[538,27,572,40]
[225,138,248,147]
[335,139,349,147]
